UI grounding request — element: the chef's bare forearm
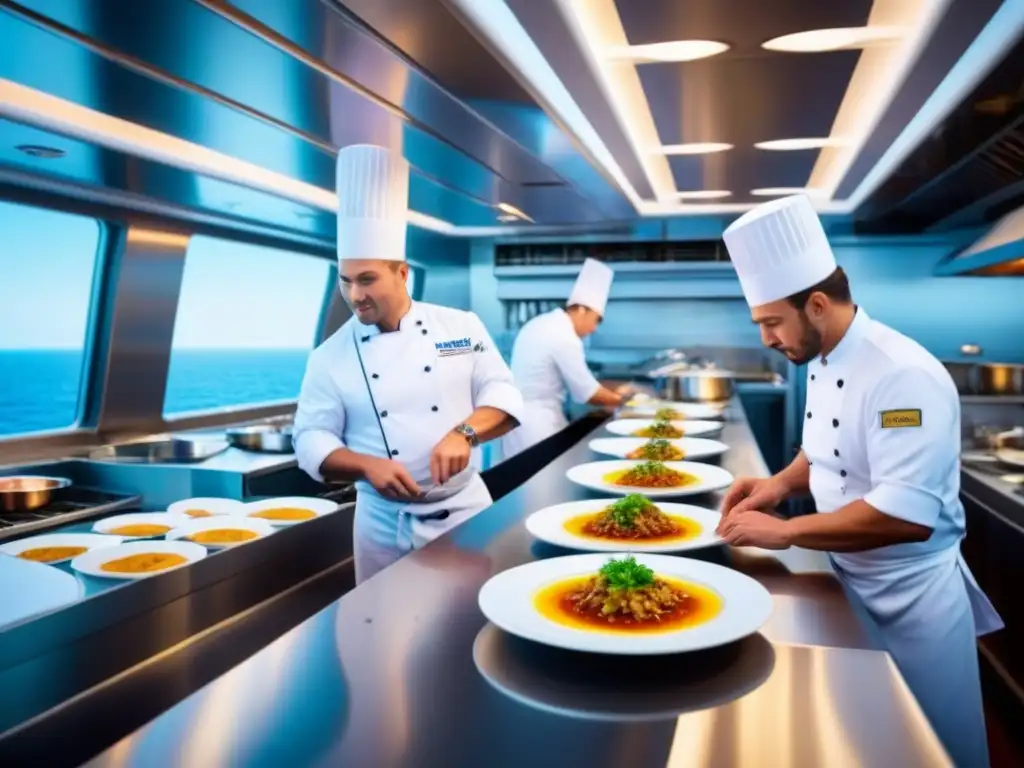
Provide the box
[786,499,931,551]
[464,406,517,442]
[776,450,811,497]
[318,447,376,483]
[587,386,625,408]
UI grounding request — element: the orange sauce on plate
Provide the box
[187,528,259,545]
[563,512,700,543]
[602,469,699,489]
[99,552,187,574]
[184,509,213,518]
[249,507,316,521]
[633,426,684,438]
[18,546,88,563]
[534,575,722,634]
[109,524,171,537]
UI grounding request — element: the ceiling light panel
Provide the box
[755,138,840,151]
[609,40,729,63]
[675,190,732,200]
[751,187,825,197]
[660,142,733,155]
[763,26,904,53]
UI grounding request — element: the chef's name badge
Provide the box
[880,409,922,429]
[436,337,475,357]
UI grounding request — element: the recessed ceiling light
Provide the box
[16,144,65,159]
[676,190,732,200]
[610,40,730,63]
[755,138,841,151]
[660,142,733,155]
[762,27,902,53]
[497,214,519,223]
[750,187,825,197]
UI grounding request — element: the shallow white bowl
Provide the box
[166,517,275,550]
[241,496,339,527]
[604,419,723,438]
[92,512,183,539]
[588,436,728,461]
[0,533,125,565]
[525,499,723,553]
[167,497,246,519]
[623,402,724,420]
[71,540,207,580]
[566,460,734,498]
[478,552,772,655]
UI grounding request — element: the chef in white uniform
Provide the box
[501,258,629,459]
[715,194,1003,768]
[293,144,524,584]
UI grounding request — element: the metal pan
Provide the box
[225,425,294,453]
[978,364,1024,396]
[0,476,72,513]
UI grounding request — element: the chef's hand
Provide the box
[718,509,792,549]
[718,476,788,523]
[362,457,422,501]
[430,431,471,485]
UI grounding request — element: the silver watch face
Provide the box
[457,424,478,445]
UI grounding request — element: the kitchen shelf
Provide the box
[960,395,1024,404]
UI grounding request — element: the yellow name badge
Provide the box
[880,409,922,429]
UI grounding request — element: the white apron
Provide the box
[802,309,1003,768]
[353,472,492,584]
[499,399,567,460]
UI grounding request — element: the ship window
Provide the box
[164,237,332,417]
[0,202,101,438]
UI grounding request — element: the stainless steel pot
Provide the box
[225,424,294,453]
[0,476,72,513]
[661,369,735,403]
[977,364,1024,396]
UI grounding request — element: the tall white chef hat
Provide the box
[336,144,410,263]
[722,194,837,307]
[568,258,615,316]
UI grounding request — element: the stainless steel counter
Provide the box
[82,399,949,768]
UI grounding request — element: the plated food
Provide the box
[167,497,246,519]
[0,532,124,564]
[525,497,723,553]
[604,418,722,439]
[478,552,773,654]
[71,540,207,580]
[589,436,728,462]
[167,517,275,550]
[243,496,339,526]
[624,402,724,421]
[92,512,184,539]
[566,459,734,498]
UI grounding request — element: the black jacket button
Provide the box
[424,366,431,372]
[834,449,840,457]
[832,418,839,427]
[380,411,388,418]
[371,373,379,379]
[431,405,438,412]
[391,449,399,456]
[416,320,423,326]
[837,379,845,388]
[811,374,816,381]
[807,412,812,419]
[840,469,848,477]
[361,335,370,343]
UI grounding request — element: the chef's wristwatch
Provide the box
[454,423,479,447]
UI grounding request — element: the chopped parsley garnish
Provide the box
[647,419,674,436]
[605,493,656,527]
[599,555,655,590]
[640,439,672,458]
[631,460,668,477]
[654,407,678,421]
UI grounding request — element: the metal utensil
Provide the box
[87,438,229,464]
[225,425,294,454]
[0,476,72,513]
[661,369,736,403]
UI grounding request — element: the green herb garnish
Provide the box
[654,407,678,421]
[640,438,671,459]
[630,460,668,477]
[605,493,656,528]
[599,555,655,591]
[646,420,674,437]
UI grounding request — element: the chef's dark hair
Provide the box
[786,267,852,309]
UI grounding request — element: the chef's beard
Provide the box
[771,311,823,366]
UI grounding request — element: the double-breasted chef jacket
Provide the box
[501,308,602,459]
[803,306,1002,768]
[293,301,524,583]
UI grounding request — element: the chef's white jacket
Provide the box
[501,309,601,458]
[292,301,524,581]
[802,306,1001,768]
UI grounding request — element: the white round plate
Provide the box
[478,553,772,655]
[71,540,207,580]
[624,402,724,420]
[0,533,125,564]
[525,499,723,553]
[92,512,183,539]
[588,436,728,461]
[604,419,722,438]
[567,460,734,498]
[167,517,275,550]
[167,497,246,519]
[996,448,1024,469]
[242,496,339,526]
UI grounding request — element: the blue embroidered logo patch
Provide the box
[436,337,473,357]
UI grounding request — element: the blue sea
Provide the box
[0,349,310,437]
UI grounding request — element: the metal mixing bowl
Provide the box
[0,476,72,513]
